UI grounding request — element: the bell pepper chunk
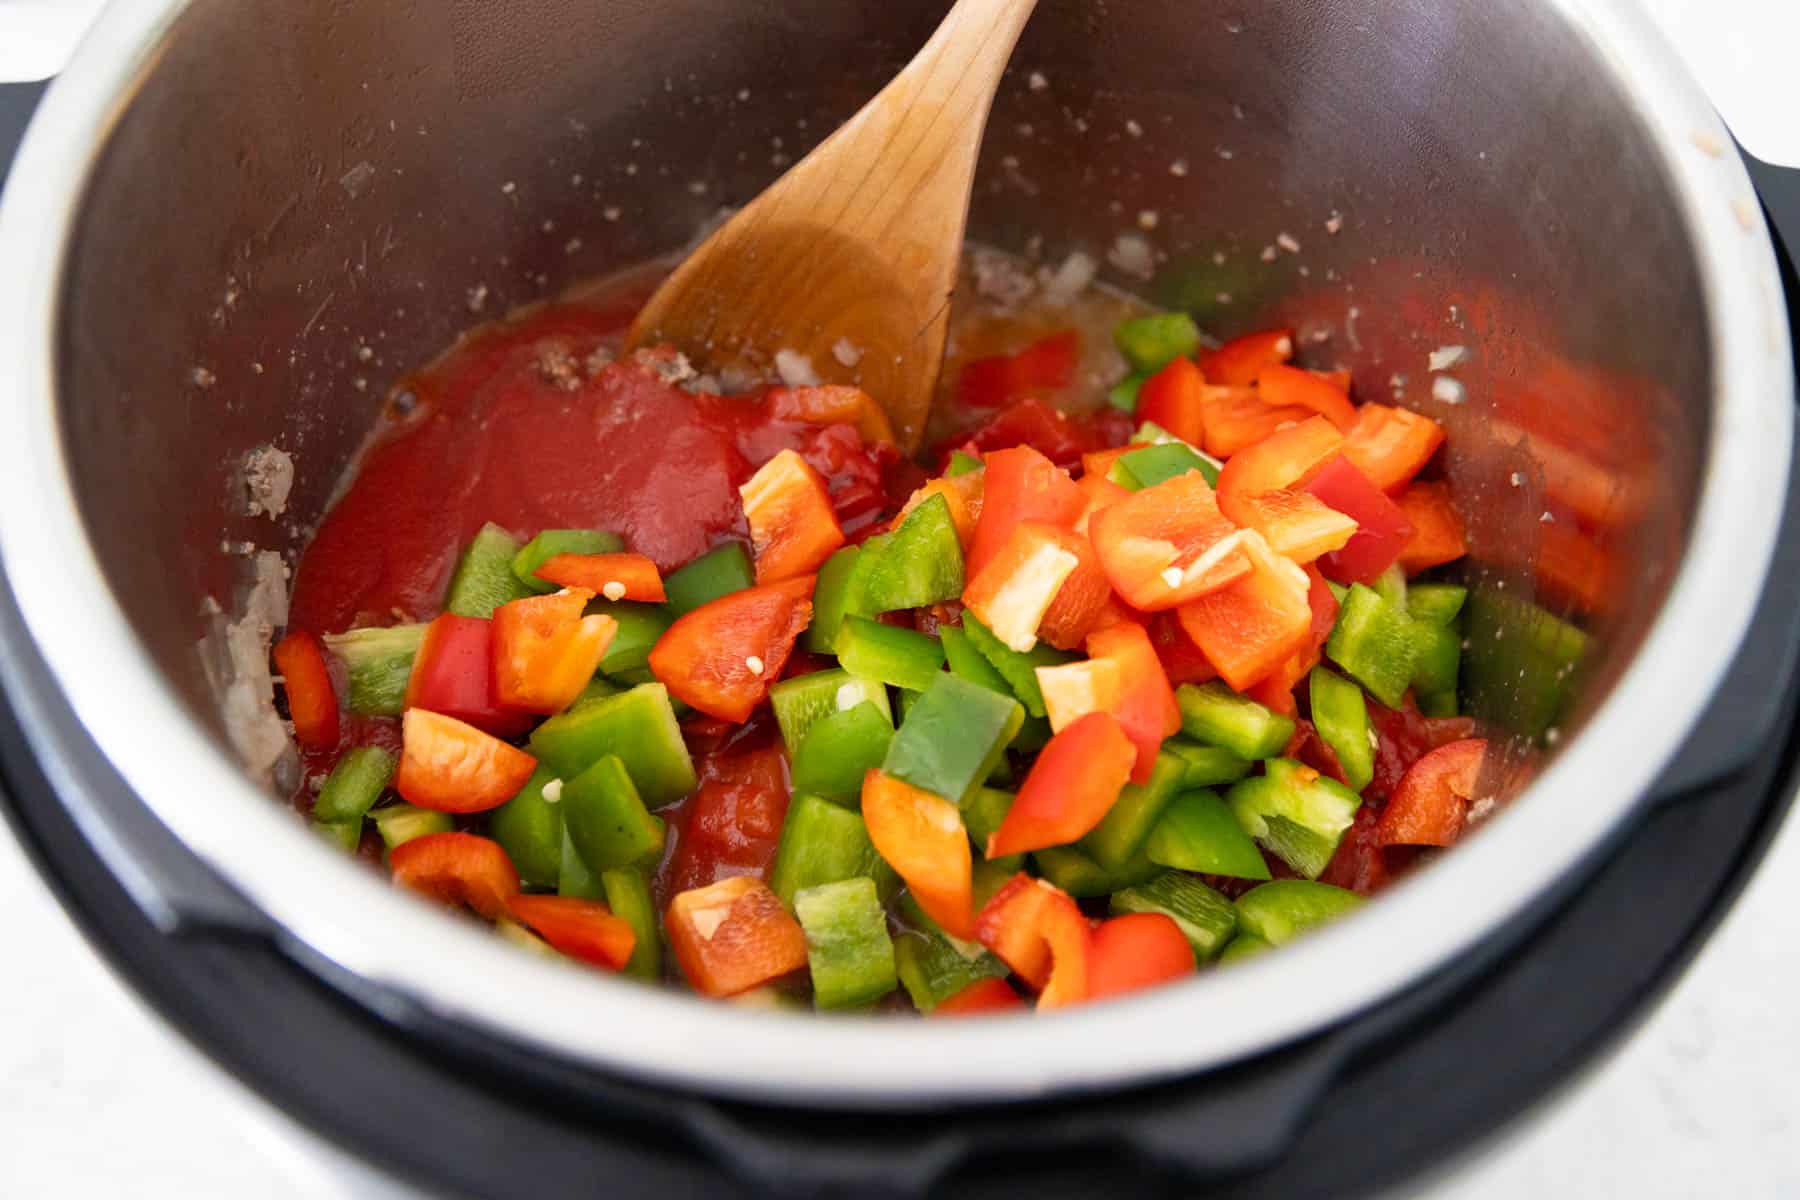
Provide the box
[1379,737,1487,846]
[1086,621,1183,783]
[600,867,661,979]
[846,493,966,614]
[1176,530,1315,692]
[1176,680,1295,759]
[1089,471,1251,612]
[1032,842,1161,898]
[405,613,534,737]
[957,329,1081,409]
[1037,528,1112,651]
[389,831,520,920]
[862,769,977,940]
[323,624,427,716]
[373,803,453,851]
[313,746,396,825]
[740,449,848,585]
[1079,750,1187,868]
[397,708,539,814]
[1215,415,1344,522]
[491,588,617,714]
[1114,313,1201,374]
[667,876,809,998]
[1307,457,1417,584]
[1035,657,1124,734]
[894,477,979,550]
[529,682,696,805]
[1227,758,1363,879]
[534,553,667,603]
[1147,611,1217,686]
[1110,871,1239,961]
[1394,481,1468,574]
[835,617,945,693]
[1255,364,1357,431]
[767,383,896,446]
[806,546,861,654]
[1309,667,1376,792]
[507,895,637,971]
[1071,472,1130,539]
[769,667,893,755]
[960,613,1073,719]
[795,877,898,1010]
[1234,879,1363,945]
[1086,912,1197,1001]
[884,674,1024,805]
[1133,356,1208,446]
[663,543,756,615]
[512,529,624,595]
[488,765,564,889]
[562,754,665,873]
[1325,583,1425,708]
[791,702,896,801]
[1145,788,1271,879]
[445,523,532,619]
[967,445,1085,580]
[975,873,1089,1008]
[1341,403,1445,493]
[932,976,1024,1016]
[770,792,897,908]
[1163,739,1253,788]
[1199,328,1295,386]
[963,522,1084,653]
[1198,387,1315,459]
[647,576,814,723]
[1225,489,1358,565]
[273,630,340,751]
[989,712,1135,857]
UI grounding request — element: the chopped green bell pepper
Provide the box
[1145,788,1272,879]
[663,542,754,616]
[795,878,897,1010]
[562,755,666,873]
[312,746,396,825]
[1462,590,1588,740]
[1079,750,1187,869]
[321,625,424,716]
[843,494,964,615]
[1226,758,1362,879]
[1325,583,1424,708]
[1031,843,1161,898]
[1308,667,1375,793]
[770,667,893,756]
[372,803,451,851]
[1410,621,1461,713]
[1110,441,1220,489]
[312,819,363,853]
[939,624,1009,693]
[883,674,1023,803]
[895,929,1010,1012]
[835,617,945,693]
[1218,934,1273,963]
[1110,871,1238,960]
[569,675,623,713]
[588,600,673,678]
[529,682,696,806]
[488,765,565,890]
[1108,372,1148,413]
[945,450,984,478]
[1163,738,1254,788]
[558,826,604,900]
[1234,879,1362,944]
[960,613,1073,719]
[1176,681,1296,760]
[807,546,862,654]
[445,522,532,618]
[791,702,895,801]
[512,529,624,594]
[770,792,898,908]
[1406,583,1468,627]
[600,866,661,979]
[1114,311,1202,373]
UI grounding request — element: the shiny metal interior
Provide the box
[5,0,1787,1103]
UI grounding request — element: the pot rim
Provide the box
[0,0,1790,1108]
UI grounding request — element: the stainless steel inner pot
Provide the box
[0,0,1789,1106]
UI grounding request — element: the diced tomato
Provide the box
[1284,718,1350,786]
[1341,404,1445,493]
[1215,415,1344,523]
[404,614,534,738]
[1199,328,1294,386]
[1306,457,1416,584]
[507,895,637,970]
[1035,657,1124,733]
[389,832,520,920]
[962,522,1084,653]
[1071,470,1130,536]
[646,576,814,722]
[396,708,539,813]
[975,873,1089,1008]
[1394,481,1468,574]
[1089,471,1250,611]
[739,449,847,584]
[894,475,980,549]
[957,330,1081,410]
[273,630,340,751]
[533,552,667,602]
[1367,696,1478,804]
[491,589,616,714]
[966,445,1085,579]
[1225,489,1358,564]
[1176,531,1314,692]
[932,977,1024,1016]
[1135,357,1208,445]
[1038,528,1113,651]
[1255,364,1357,431]
[989,712,1136,856]
[1318,805,1392,895]
[661,743,792,901]
[956,398,1100,469]
[767,384,896,446]
[1378,738,1487,846]
[1086,913,1196,1001]
[1086,621,1181,783]
[1198,387,1316,459]
[666,875,808,997]
[862,770,976,939]
[1147,610,1218,685]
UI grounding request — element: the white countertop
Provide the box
[2,793,1797,1198]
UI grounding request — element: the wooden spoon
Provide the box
[627,0,1042,451]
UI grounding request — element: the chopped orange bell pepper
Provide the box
[1037,528,1112,651]
[666,875,809,997]
[1135,357,1208,445]
[962,522,1083,653]
[1225,489,1358,564]
[646,576,814,722]
[1088,471,1250,611]
[508,895,637,970]
[397,708,539,813]
[1071,470,1130,536]
[1086,621,1182,783]
[535,552,667,603]
[862,769,976,940]
[389,832,521,920]
[491,588,617,714]
[932,976,1025,1015]
[404,614,535,738]
[989,712,1135,857]
[1340,403,1446,493]
[1247,564,1340,715]
[1394,481,1468,574]
[739,449,846,584]
[767,384,896,446]
[975,873,1089,1008]
[1256,363,1357,431]
[1035,657,1124,734]
[1215,414,1345,525]
[273,630,340,751]
[1378,738,1486,847]
[966,445,1085,579]
[1086,912,1196,1001]
[1198,386,1315,459]
[1199,328,1294,386]
[1175,531,1314,692]
[1080,445,1132,481]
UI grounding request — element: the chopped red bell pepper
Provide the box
[932,976,1025,1016]
[1199,328,1294,386]
[1367,696,1478,804]
[1255,364,1357,431]
[767,384,896,446]
[1176,532,1315,692]
[492,588,617,714]
[740,448,847,584]
[534,552,667,602]
[1147,610,1218,685]
[389,831,520,920]
[1310,367,1354,393]
[1038,530,1114,652]
[1246,565,1340,714]
[1394,481,1468,574]
[956,398,1100,469]
[862,769,976,940]
[988,712,1136,857]
[1086,621,1182,783]
[273,630,340,751]
[1341,403,1445,493]
[962,522,1084,653]
[1080,445,1132,481]
[1135,357,1208,446]
[396,708,540,813]
[1089,471,1250,611]
[1036,657,1124,733]
[975,873,1089,1008]
[1071,470,1130,536]
[646,576,814,723]
[1378,738,1487,846]
[507,895,637,970]
[1215,414,1344,522]
[966,444,1085,579]
[957,330,1081,410]
[1198,387,1315,459]
[1306,458,1416,584]
[404,614,534,737]
[1086,912,1196,1000]
[666,875,809,997]
[1224,489,1358,565]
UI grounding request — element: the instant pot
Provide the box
[3,1,1799,1194]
